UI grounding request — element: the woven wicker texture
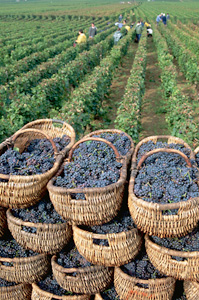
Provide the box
[129,136,199,238]
[31,283,91,300]
[145,234,199,282]
[184,280,199,300]
[19,119,76,158]
[51,255,114,294]
[48,137,127,226]
[0,129,63,209]
[0,253,50,283]
[94,294,103,300]
[83,129,134,164]
[73,225,143,267]
[7,209,72,254]
[114,266,175,300]
[0,207,7,237]
[0,283,32,300]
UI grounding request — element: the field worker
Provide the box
[118,14,123,22]
[76,29,87,44]
[123,20,130,32]
[156,14,162,26]
[89,23,97,38]
[134,20,143,42]
[113,27,122,45]
[147,27,153,37]
[166,13,170,20]
[144,21,151,28]
[162,13,167,26]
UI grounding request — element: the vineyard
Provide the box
[0,0,199,299]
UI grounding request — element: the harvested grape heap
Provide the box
[101,284,120,300]
[151,224,199,254]
[82,210,136,246]
[137,141,191,162]
[92,132,131,156]
[55,140,123,199]
[12,197,65,232]
[0,135,70,177]
[57,241,92,269]
[122,246,165,284]
[0,277,16,287]
[134,151,199,206]
[38,273,75,296]
[0,235,39,261]
[195,152,199,168]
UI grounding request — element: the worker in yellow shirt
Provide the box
[76,29,87,44]
[144,21,151,28]
[123,20,130,32]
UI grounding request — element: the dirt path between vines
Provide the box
[139,37,169,140]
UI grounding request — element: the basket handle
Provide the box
[67,137,121,162]
[137,148,192,169]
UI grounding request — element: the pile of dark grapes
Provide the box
[195,152,199,168]
[121,246,165,284]
[0,277,16,287]
[134,146,199,209]
[55,140,123,199]
[0,235,39,264]
[12,196,65,233]
[38,273,76,296]
[137,141,192,163]
[57,241,92,270]
[101,284,120,300]
[151,224,199,257]
[91,132,131,156]
[0,135,70,178]
[82,210,136,246]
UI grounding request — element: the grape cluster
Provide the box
[101,284,120,300]
[195,152,199,168]
[0,234,39,263]
[38,272,75,296]
[0,135,70,178]
[0,277,16,287]
[57,241,92,269]
[12,196,65,233]
[151,224,199,256]
[122,246,165,282]
[92,132,131,156]
[55,140,123,199]
[137,141,191,163]
[134,151,199,209]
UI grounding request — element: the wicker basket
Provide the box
[114,266,176,300]
[0,128,63,209]
[48,137,127,226]
[129,147,199,238]
[94,294,103,300]
[31,282,91,300]
[0,207,7,237]
[0,282,32,300]
[19,119,76,158]
[0,253,50,284]
[73,224,142,267]
[6,209,72,254]
[184,280,199,300]
[145,234,199,282]
[83,129,134,164]
[51,255,114,295]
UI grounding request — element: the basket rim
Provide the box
[194,146,199,155]
[73,224,139,240]
[145,234,199,258]
[0,282,31,292]
[114,266,175,285]
[7,208,68,230]
[0,251,48,263]
[184,280,199,288]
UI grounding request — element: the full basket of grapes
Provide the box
[0,128,63,208]
[51,242,114,295]
[184,280,199,300]
[129,142,199,238]
[83,129,134,164]
[0,235,50,284]
[19,119,76,158]
[31,273,91,300]
[114,245,176,300]
[6,197,72,254]
[145,225,199,282]
[0,207,7,238]
[47,137,127,226]
[73,209,142,267]
[0,280,32,300]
